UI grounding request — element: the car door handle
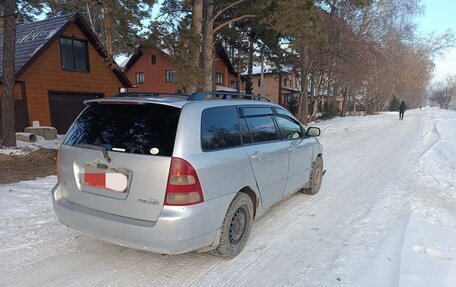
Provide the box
[251,152,263,160]
[288,143,297,152]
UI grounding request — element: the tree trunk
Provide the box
[102,2,113,55]
[189,0,203,93]
[244,32,254,94]
[259,54,264,96]
[310,76,316,117]
[86,4,94,28]
[202,0,214,91]
[297,46,309,125]
[330,78,339,113]
[236,48,241,92]
[0,0,17,147]
[310,73,324,121]
[341,88,349,117]
[278,73,283,105]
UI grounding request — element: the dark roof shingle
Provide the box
[0,14,71,78]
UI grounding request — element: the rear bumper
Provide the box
[52,184,233,254]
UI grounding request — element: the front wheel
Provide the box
[214,193,254,258]
[304,157,323,195]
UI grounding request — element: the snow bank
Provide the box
[0,135,62,156]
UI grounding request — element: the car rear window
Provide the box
[63,103,181,157]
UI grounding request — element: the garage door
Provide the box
[49,92,102,134]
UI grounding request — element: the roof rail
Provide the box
[114,92,188,98]
[188,91,271,102]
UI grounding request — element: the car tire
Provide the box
[214,193,254,258]
[304,157,323,195]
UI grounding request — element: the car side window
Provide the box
[239,118,252,144]
[274,115,303,140]
[240,106,280,143]
[244,116,280,143]
[201,106,241,151]
[274,107,295,118]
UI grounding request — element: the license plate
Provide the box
[82,169,128,193]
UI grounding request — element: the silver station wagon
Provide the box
[52,91,323,258]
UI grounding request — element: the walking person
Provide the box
[399,101,406,120]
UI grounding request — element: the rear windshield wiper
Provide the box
[74,143,112,163]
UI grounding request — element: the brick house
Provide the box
[245,64,344,115]
[246,65,301,107]
[0,13,131,133]
[123,44,238,93]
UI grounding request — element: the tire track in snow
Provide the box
[190,116,404,286]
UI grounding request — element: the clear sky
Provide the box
[416,0,456,82]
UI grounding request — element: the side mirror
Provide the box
[306,127,320,137]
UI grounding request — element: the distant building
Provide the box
[123,44,238,93]
[0,13,131,133]
[243,65,300,108]
[243,64,344,115]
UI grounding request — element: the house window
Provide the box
[165,70,175,83]
[151,55,157,64]
[216,73,224,84]
[258,78,261,87]
[60,37,89,72]
[136,72,144,84]
[283,78,288,87]
[230,81,238,90]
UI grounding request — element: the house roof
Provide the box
[243,64,294,76]
[123,43,238,76]
[121,46,168,71]
[0,13,131,87]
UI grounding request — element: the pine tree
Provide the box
[268,0,322,124]
[388,96,400,111]
[42,0,156,56]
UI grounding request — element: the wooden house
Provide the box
[0,13,131,133]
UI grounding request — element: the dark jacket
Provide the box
[399,102,406,112]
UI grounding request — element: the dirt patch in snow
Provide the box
[0,149,57,184]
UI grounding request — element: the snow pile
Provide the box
[0,135,62,156]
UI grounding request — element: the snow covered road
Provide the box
[1,108,455,287]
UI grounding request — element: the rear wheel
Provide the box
[304,157,323,195]
[214,193,254,258]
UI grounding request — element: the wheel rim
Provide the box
[229,207,247,244]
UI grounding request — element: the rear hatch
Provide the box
[59,101,181,222]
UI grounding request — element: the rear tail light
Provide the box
[165,157,204,206]
[56,147,61,183]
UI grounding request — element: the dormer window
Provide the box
[60,37,89,72]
